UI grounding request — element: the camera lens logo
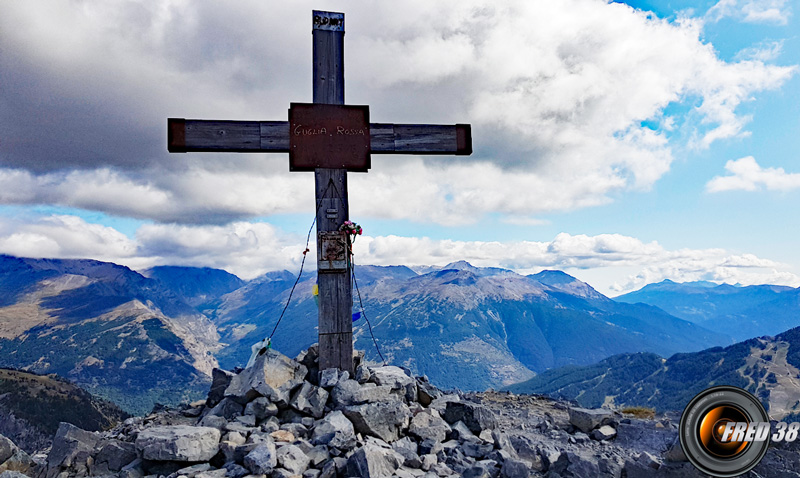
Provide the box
[680,386,771,477]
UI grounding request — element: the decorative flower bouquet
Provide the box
[339,220,363,242]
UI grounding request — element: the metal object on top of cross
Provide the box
[167,10,472,374]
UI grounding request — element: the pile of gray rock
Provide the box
[4,345,779,477]
[34,346,546,478]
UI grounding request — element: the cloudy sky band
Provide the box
[1,0,798,295]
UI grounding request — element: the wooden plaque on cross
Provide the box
[167,10,472,374]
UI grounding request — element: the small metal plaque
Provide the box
[289,103,371,172]
[313,11,344,32]
[318,231,348,271]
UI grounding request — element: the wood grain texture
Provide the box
[260,122,290,150]
[368,123,395,151]
[319,332,354,374]
[314,167,352,374]
[316,272,352,335]
[313,29,344,105]
[371,123,472,154]
[187,120,259,151]
[313,13,352,374]
[170,120,471,156]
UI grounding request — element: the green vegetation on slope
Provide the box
[508,338,759,412]
[0,316,208,415]
[0,368,129,452]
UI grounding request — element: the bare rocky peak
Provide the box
[374,268,549,309]
[529,270,606,301]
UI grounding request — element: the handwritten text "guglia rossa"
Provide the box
[293,125,368,136]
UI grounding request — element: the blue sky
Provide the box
[1,0,798,295]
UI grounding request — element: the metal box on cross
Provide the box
[289,103,371,172]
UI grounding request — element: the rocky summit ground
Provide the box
[1,346,800,478]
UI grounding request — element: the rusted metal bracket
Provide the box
[318,231,348,271]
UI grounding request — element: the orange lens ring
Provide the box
[698,405,750,458]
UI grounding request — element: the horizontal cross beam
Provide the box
[167,119,472,156]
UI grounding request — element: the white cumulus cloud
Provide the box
[355,232,799,294]
[0,0,795,226]
[135,221,308,278]
[2,215,796,293]
[0,167,313,224]
[0,215,137,264]
[706,156,800,192]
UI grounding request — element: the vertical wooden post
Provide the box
[313,11,354,374]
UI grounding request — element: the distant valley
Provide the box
[508,326,800,419]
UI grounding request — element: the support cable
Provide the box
[350,255,387,366]
[268,179,335,340]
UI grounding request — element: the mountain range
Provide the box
[616,279,800,341]
[0,255,220,414]
[0,254,741,415]
[160,259,734,391]
[508,326,800,420]
[4,253,800,417]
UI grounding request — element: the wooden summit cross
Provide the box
[167,10,472,374]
